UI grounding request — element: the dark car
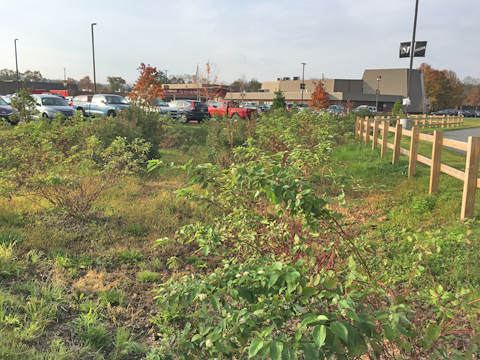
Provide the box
[462,110,475,118]
[0,96,16,124]
[432,109,457,116]
[168,100,210,123]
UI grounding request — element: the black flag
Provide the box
[399,42,411,58]
[414,41,427,57]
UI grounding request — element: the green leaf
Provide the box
[270,342,283,360]
[301,343,319,359]
[330,321,348,342]
[301,313,318,325]
[286,271,300,283]
[272,262,283,271]
[210,296,220,312]
[426,324,441,342]
[282,347,298,360]
[268,274,280,288]
[384,325,398,341]
[249,338,264,357]
[313,325,326,348]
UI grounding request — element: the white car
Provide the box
[355,105,377,114]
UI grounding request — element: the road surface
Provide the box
[442,128,480,156]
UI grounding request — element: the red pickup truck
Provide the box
[208,100,256,119]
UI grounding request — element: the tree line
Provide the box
[419,63,480,109]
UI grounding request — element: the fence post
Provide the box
[408,126,420,178]
[393,123,402,164]
[423,114,427,126]
[359,118,365,140]
[461,137,480,219]
[429,131,443,194]
[372,120,379,150]
[355,118,360,137]
[381,120,389,158]
[365,117,371,146]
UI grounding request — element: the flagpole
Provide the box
[406,0,419,117]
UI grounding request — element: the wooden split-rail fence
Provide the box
[355,116,480,219]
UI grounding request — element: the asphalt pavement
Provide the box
[442,127,480,156]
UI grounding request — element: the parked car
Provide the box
[0,96,16,124]
[65,96,74,107]
[31,94,75,119]
[294,103,310,112]
[169,100,211,123]
[431,109,456,116]
[72,95,93,116]
[152,98,181,120]
[0,95,13,104]
[208,100,256,119]
[328,104,344,115]
[72,94,129,117]
[240,102,264,114]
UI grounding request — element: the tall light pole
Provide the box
[301,62,307,104]
[64,67,66,82]
[375,76,381,113]
[406,0,419,118]
[14,39,19,92]
[91,23,97,94]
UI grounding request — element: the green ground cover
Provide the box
[1,108,479,359]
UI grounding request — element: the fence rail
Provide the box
[355,117,479,219]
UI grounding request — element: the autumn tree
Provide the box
[342,99,355,113]
[309,80,330,111]
[418,63,464,109]
[467,87,480,106]
[130,63,164,103]
[107,76,126,92]
[65,77,77,84]
[193,61,222,100]
[78,76,94,91]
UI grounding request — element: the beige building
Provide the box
[226,68,426,113]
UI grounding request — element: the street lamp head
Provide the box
[91,22,97,26]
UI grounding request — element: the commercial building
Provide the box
[224,68,427,113]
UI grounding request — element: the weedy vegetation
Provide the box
[1,107,480,359]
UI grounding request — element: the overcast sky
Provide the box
[1,0,479,86]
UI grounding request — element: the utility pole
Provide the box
[375,76,381,112]
[14,39,19,92]
[91,23,97,94]
[301,62,306,104]
[406,0,419,118]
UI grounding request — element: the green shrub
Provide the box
[355,108,374,118]
[392,99,405,118]
[89,104,165,160]
[0,119,149,218]
[205,115,256,168]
